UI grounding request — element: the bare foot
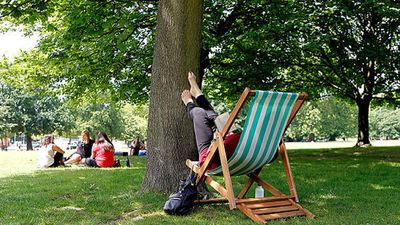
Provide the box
[181,90,193,105]
[188,71,203,98]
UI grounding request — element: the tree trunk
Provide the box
[142,0,204,193]
[356,99,371,147]
[26,134,33,150]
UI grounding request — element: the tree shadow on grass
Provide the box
[0,148,399,224]
[0,157,162,225]
[283,147,400,224]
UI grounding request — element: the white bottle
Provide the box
[255,185,264,198]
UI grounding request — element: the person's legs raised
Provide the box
[190,107,215,153]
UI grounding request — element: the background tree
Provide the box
[1,0,157,102]
[0,85,17,140]
[0,85,74,150]
[201,0,298,100]
[70,101,125,140]
[286,97,357,141]
[285,103,321,142]
[284,1,400,146]
[142,0,204,193]
[2,1,399,148]
[120,104,148,142]
[370,107,400,140]
[318,97,357,141]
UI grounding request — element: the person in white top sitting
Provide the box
[37,134,65,168]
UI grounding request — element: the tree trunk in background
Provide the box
[356,99,371,147]
[26,134,33,150]
[142,0,204,193]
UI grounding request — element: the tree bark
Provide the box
[356,99,371,147]
[26,134,33,150]
[142,0,204,193]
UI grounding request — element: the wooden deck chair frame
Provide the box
[186,87,314,223]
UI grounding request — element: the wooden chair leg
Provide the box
[279,141,299,202]
[237,168,262,199]
[217,133,236,209]
[194,139,219,184]
[237,176,255,199]
[250,174,285,197]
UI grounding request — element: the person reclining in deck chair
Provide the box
[165,72,286,215]
[165,72,242,211]
[180,72,243,170]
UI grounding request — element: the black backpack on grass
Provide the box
[163,171,198,216]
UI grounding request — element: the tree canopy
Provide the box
[0,84,74,149]
[286,97,357,141]
[1,0,399,147]
[370,107,400,140]
[1,0,157,102]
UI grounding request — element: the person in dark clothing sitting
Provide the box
[65,130,94,165]
[130,137,141,156]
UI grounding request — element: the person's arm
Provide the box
[52,145,65,154]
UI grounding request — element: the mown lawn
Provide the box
[0,147,399,225]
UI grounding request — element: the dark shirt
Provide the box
[76,139,94,158]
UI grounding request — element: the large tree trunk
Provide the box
[142,0,204,193]
[356,99,371,147]
[26,134,33,150]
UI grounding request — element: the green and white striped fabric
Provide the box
[208,90,299,176]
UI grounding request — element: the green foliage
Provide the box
[202,0,400,105]
[1,0,399,145]
[70,101,125,140]
[0,91,17,137]
[370,107,400,139]
[286,97,357,141]
[120,103,148,141]
[202,0,302,102]
[1,0,157,103]
[66,100,148,141]
[0,49,51,93]
[285,0,400,103]
[286,102,321,141]
[0,84,74,144]
[3,0,398,105]
[1,55,136,141]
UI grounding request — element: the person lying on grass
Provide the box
[37,134,65,168]
[83,131,115,168]
[64,130,94,165]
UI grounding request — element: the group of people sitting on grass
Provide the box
[37,131,115,168]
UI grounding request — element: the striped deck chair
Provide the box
[186,88,314,223]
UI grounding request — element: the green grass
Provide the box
[0,147,399,225]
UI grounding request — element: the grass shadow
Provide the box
[0,148,399,224]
